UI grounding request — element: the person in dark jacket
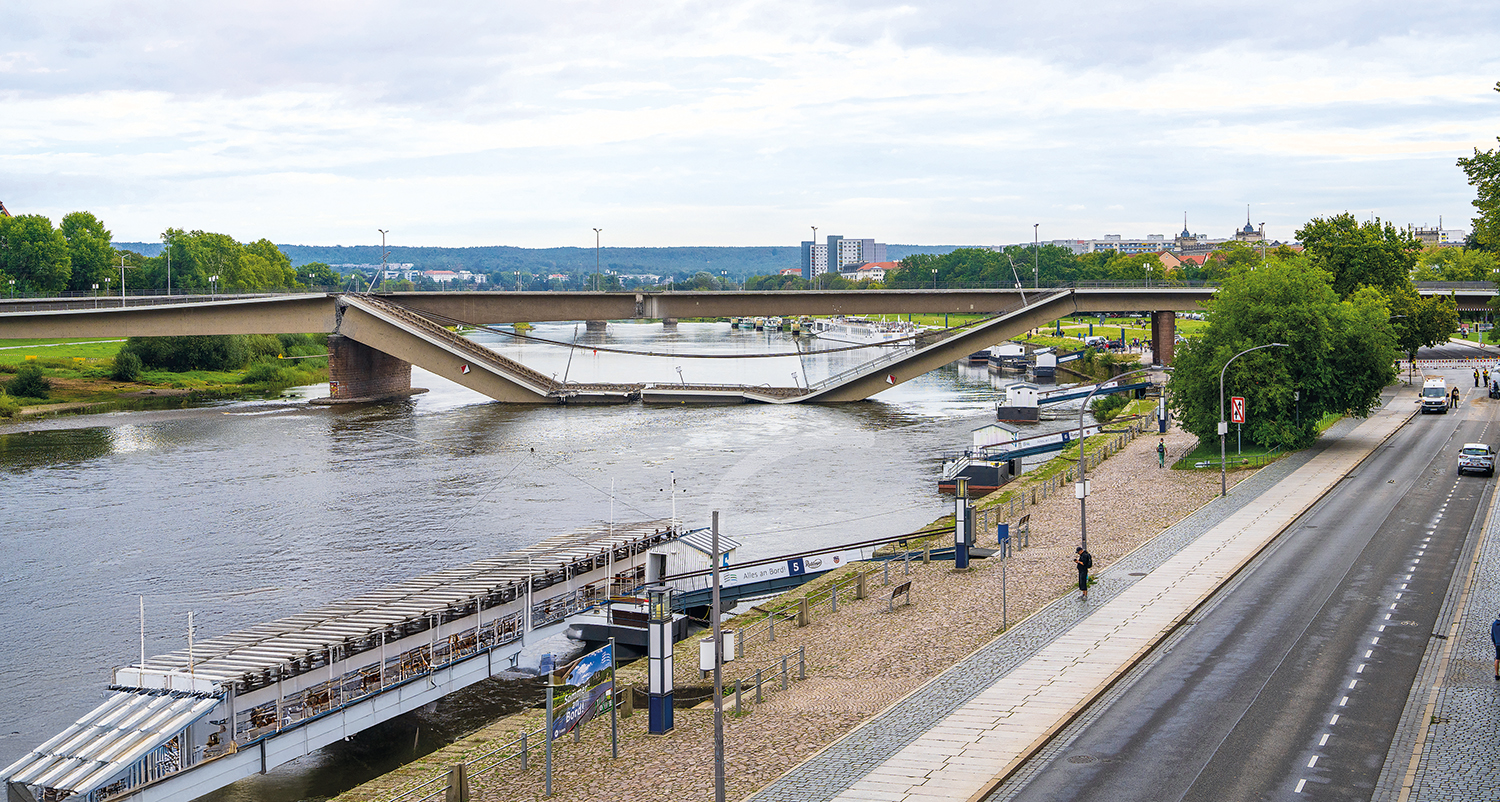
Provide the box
[1491,615,1500,681]
[1075,546,1093,599]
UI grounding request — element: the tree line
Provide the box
[0,212,325,295]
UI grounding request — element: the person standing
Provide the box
[1075,546,1093,599]
[1157,439,1166,468]
[1452,386,1461,409]
[1475,368,1480,388]
[1485,369,1491,387]
[1492,614,1500,680]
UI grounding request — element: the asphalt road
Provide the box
[995,391,1497,802]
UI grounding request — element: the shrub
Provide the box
[6,364,52,400]
[111,351,144,382]
[1090,392,1130,422]
[241,358,290,385]
[119,335,250,372]
[0,393,18,418]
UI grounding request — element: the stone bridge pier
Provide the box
[319,335,426,404]
[1151,311,1176,365]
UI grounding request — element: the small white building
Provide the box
[972,421,1021,450]
[646,528,741,586]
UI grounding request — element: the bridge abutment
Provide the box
[1151,311,1176,365]
[321,334,425,403]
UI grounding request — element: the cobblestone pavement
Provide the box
[746,414,1377,802]
[1373,452,1500,801]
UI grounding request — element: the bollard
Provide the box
[520,732,528,771]
[883,561,890,585]
[831,584,838,613]
[768,610,776,642]
[755,669,763,703]
[797,596,809,627]
[735,679,742,714]
[799,646,806,679]
[621,687,633,719]
[781,656,788,690]
[445,764,469,802]
[923,546,931,564]
[905,551,912,576]
[856,572,867,600]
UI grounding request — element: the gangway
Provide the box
[3,523,679,802]
[1037,381,1153,405]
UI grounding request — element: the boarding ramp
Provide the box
[3,523,677,802]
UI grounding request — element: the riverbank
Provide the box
[329,418,1251,802]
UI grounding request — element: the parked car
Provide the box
[1458,443,1495,476]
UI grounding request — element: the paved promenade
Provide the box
[749,397,1416,802]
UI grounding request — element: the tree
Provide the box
[299,262,341,287]
[1458,81,1500,252]
[60,212,113,292]
[1414,245,1499,281]
[1388,286,1459,363]
[1296,213,1422,298]
[1167,258,1396,450]
[0,214,72,294]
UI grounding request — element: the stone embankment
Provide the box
[332,421,1251,802]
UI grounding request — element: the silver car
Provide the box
[1458,443,1495,476]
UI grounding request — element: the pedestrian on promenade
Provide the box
[1492,614,1500,680]
[1451,387,1461,409]
[1157,439,1166,468]
[1075,546,1092,599]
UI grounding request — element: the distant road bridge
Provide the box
[0,285,1212,404]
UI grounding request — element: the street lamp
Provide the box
[1078,365,1169,552]
[593,228,603,292]
[7,279,13,298]
[209,275,219,300]
[1033,223,1040,289]
[92,283,99,309]
[1219,343,1289,496]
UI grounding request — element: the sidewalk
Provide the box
[749,396,1416,802]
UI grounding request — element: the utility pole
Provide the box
[377,229,389,292]
[594,228,603,292]
[1033,223,1039,288]
[711,511,725,802]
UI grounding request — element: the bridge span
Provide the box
[0,286,1206,404]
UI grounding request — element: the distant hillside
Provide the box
[115,242,968,278]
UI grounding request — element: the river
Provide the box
[0,322,1093,801]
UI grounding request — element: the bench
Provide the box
[889,580,913,613]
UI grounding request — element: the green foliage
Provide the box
[742,274,808,290]
[1388,285,1459,359]
[0,214,72,294]
[137,229,298,292]
[6,364,52,399]
[299,262,341,287]
[110,351,144,382]
[0,392,18,418]
[60,211,114,292]
[119,335,251,372]
[1458,82,1500,252]
[1414,246,1498,280]
[1167,259,1397,451]
[1090,393,1130,422]
[1296,213,1421,298]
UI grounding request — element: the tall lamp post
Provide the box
[1219,343,1289,496]
[1033,223,1040,289]
[593,228,603,292]
[377,229,389,292]
[1078,365,1169,552]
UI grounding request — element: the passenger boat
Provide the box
[811,316,919,346]
[764,316,783,331]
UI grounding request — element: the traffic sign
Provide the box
[1230,396,1246,424]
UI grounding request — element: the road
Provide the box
[994,384,1497,802]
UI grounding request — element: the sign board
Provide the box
[1230,396,1246,424]
[549,643,615,740]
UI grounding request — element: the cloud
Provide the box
[1,0,1498,246]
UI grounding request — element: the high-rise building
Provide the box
[801,236,888,278]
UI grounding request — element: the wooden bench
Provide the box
[889,580,913,613]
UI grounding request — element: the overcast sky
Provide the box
[4,0,1499,248]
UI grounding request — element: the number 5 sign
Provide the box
[1230,396,1246,424]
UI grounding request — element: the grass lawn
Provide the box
[1171,411,1343,469]
[0,338,127,364]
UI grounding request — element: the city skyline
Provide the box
[3,1,1498,248]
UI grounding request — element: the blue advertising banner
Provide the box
[548,643,615,741]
